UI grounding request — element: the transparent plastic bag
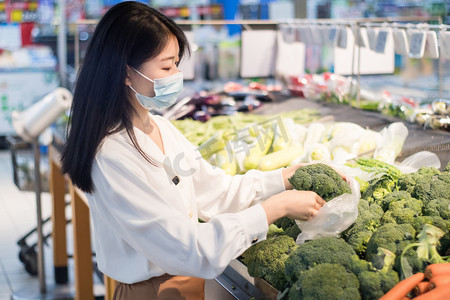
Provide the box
[396,151,441,174]
[295,177,361,244]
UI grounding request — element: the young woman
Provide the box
[61,2,326,299]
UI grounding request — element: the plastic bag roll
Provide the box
[12,87,72,142]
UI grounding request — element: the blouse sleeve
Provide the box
[192,152,286,221]
[90,150,270,279]
[166,119,286,221]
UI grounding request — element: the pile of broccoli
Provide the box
[239,161,450,300]
[288,163,351,201]
[241,235,297,290]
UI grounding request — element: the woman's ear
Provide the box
[125,65,132,85]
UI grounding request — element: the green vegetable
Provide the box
[357,248,399,300]
[288,263,361,300]
[241,235,297,291]
[380,195,423,225]
[423,198,450,220]
[365,223,416,262]
[398,167,450,205]
[400,224,449,279]
[342,199,383,256]
[284,237,356,283]
[288,163,351,201]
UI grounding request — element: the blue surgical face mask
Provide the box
[128,67,183,110]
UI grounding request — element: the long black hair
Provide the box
[61,1,189,193]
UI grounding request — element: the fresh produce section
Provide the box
[240,160,450,300]
[173,102,450,299]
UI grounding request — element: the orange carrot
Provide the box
[412,286,450,300]
[425,263,450,279]
[380,273,425,300]
[399,297,410,300]
[413,281,431,296]
[429,275,450,289]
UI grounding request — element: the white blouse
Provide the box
[86,114,286,284]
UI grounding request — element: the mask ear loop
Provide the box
[131,67,155,83]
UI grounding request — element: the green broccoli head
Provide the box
[288,263,361,300]
[358,248,400,300]
[358,270,399,300]
[381,197,423,225]
[284,237,356,283]
[284,224,301,239]
[423,198,450,220]
[267,224,285,238]
[241,235,297,290]
[444,161,450,173]
[362,177,397,204]
[347,255,373,275]
[288,163,350,201]
[365,223,416,261]
[344,229,374,257]
[406,172,450,205]
[342,199,383,256]
[274,217,296,230]
[379,190,414,212]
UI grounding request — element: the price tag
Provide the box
[356,27,368,48]
[375,29,389,53]
[366,28,378,51]
[424,31,439,59]
[393,29,409,55]
[337,26,348,48]
[439,31,450,60]
[408,30,426,58]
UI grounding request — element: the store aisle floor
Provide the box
[0,149,87,300]
[0,149,234,300]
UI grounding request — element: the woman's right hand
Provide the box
[261,190,326,225]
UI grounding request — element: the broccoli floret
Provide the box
[397,167,440,194]
[272,218,301,239]
[362,177,397,204]
[400,169,450,205]
[358,248,399,300]
[342,200,383,256]
[288,163,351,201]
[381,197,423,225]
[379,190,414,212]
[444,161,450,173]
[274,217,296,230]
[284,237,356,283]
[241,235,297,290]
[423,198,450,220]
[418,166,442,177]
[288,263,361,300]
[365,223,416,261]
[284,224,301,239]
[267,224,285,238]
[347,255,373,275]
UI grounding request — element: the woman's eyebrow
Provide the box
[159,56,176,61]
